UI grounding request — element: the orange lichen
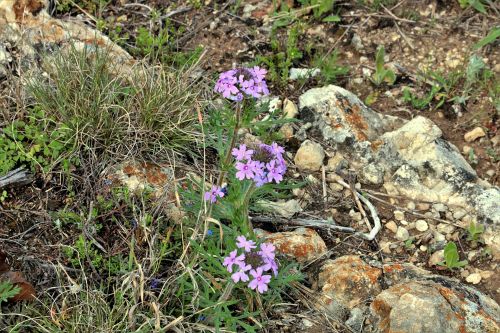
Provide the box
[144,163,168,186]
[122,165,138,176]
[371,139,384,151]
[13,0,44,20]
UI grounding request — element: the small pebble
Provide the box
[429,250,444,266]
[466,273,482,285]
[386,221,398,233]
[437,223,455,234]
[464,127,486,143]
[433,231,446,242]
[416,203,430,211]
[452,209,467,220]
[462,145,472,154]
[394,210,405,221]
[415,220,429,232]
[432,203,447,212]
[396,226,410,241]
[486,169,495,177]
[406,201,416,210]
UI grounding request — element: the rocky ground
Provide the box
[0,0,499,332]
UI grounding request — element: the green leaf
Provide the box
[375,46,385,73]
[49,140,64,151]
[0,281,21,303]
[473,27,500,50]
[442,242,468,269]
[384,70,396,85]
[470,0,487,14]
[322,14,340,22]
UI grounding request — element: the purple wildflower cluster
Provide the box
[214,66,269,101]
[233,143,286,187]
[223,236,278,293]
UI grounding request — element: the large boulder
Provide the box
[313,256,499,333]
[0,0,135,79]
[298,85,500,224]
[370,280,499,333]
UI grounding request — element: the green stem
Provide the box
[217,102,242,187]
[241,183,255,237]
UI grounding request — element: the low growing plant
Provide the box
[0,281,20,304]
[371,46,396,86]
[439,241,468,270]
[256,24,304,87]
[467,222,484,243]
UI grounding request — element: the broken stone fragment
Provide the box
[294,140,325,172]
[264,228,327,263]
[464,127,486,143]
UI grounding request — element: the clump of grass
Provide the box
[28,46,202,169]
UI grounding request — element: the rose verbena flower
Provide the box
[233,142,286,187]
[222,236,278,293]
[214,66,269,101]
[204,185,225,203]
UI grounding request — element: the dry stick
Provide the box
[363,192,462,227]
[251,216,357,234]
[321,165,327,203]
[380,4,416,23]
[0,167,32,188]
[394,21,415,50]
[349,180,372,231]
[332,174,381,240]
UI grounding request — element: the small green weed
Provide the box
[359,0,398,11]
[312,50,350,84]
[467,148,478,166]
[473,27,500,50]
[0,190,7,203]
[439,242,468,270]
[467,222,484,243]
[298,0,339,21]
[55,0,109,15]
[404,237,415,249]
[0,107,78,176]
[402,85,442,110]
[401,57,493,111]
[257,24,304,87]
[371,46,396,86]
[458,0,488,14]
[0,281,20,303]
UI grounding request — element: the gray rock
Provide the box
[370,281,499,333]
[0,0,135,81]
[345,307,366,332]
[297,85,500,224]
[360,163,385,185]
[256,199,302,219]
[315,256,499,333]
